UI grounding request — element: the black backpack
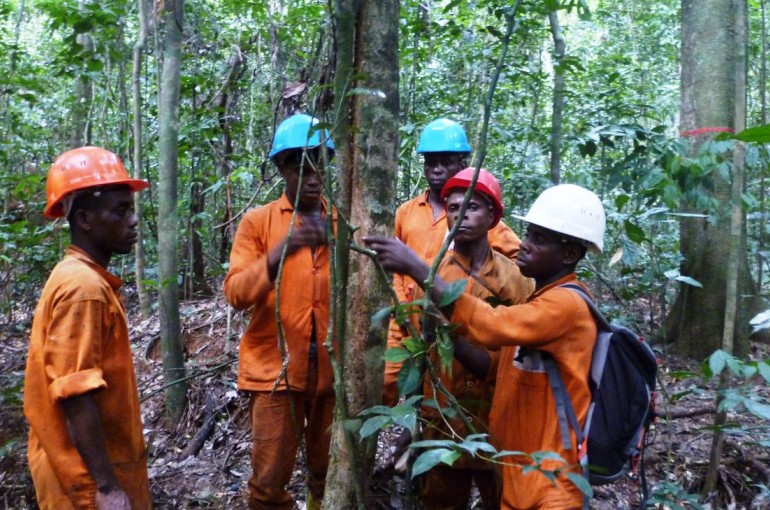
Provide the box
[542,284,658,509]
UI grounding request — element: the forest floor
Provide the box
[2,288,770,509]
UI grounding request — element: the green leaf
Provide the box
[624,220,646,244]
[346,87,386,99]
[384,347,411,363]
[411,448,461,478]
[565,472,593,498]
[359,415,391,440]
[436,330,454,375]
[402,337,427,354]
[758,361,770,383]
[734,124,770,143]
[439,279,467,307]
[343,418,362,433]
[411,449,447,477]
[708,350,729,377]
[397,360,422,396]
[675,275,703,288]
[371,305,394,326]
[744,399,770,420]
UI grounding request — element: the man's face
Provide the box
[84,188,139,257]
[280,154,324,210]
[445,190,493,244]
[423,152,465,194]
[516,224,571,280]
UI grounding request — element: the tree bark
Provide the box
[703,0,747,496]
[132,0,151,320]
[157,0,186,421]
[665,0,754,359]
[71,0,94,147]
[323,0,399,508]
[548,10,565,185]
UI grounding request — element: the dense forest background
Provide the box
[2,0,770,508]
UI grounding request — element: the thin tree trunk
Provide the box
[323,0,399,507]
[133,0,151,320]
[548,11,565,185]
[157,0,186,421]
[71,0,94,147]
[2,0,25,214]
[702,0,747,496]
[758,0,768,288]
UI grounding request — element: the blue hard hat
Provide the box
[269,114,335,159]
[416,118,472,154]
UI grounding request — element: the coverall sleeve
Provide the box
[223,211,274,310]
[46,299,110,402]
[451,288,581,350]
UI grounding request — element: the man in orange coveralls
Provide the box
[408,168,533,509]
[24,146,151,510]
[384,118,522,406]
[223,113,336,510]
[365,183,606,509]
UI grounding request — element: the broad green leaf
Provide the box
[758,361,770,383]
[436,330,454,374]
[411,448,461,478]
[565,472,593,498]
[675,275,703,288]
[343,418,362,433]
[439,279,467,307]
[397,361,422,396]
[492,449,527,460]
[530,451,566,463]
[402,337,428,354]
[734,124,770,143]
[359,415,391,440]
[371,305,393,326]
[707,350,729,377]
[383,347,411,363]
[744,399,770,420]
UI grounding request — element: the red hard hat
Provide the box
[44,146,150,219]
[441,167,504,227]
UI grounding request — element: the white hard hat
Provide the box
[514,184,606,253]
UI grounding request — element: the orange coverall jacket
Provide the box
[417,250,533,470]
[384,190,522,404]
[223,193,336,395]
[23,246,150,510]
[450,274,596,510]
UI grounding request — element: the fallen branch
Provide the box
[180,393,226,459]
[664,405,715,420]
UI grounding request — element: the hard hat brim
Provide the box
[43,178,150,219]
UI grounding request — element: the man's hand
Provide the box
[267,215,327,281]
[363,235,455,317]
[362,236,427,280]
[61,393,127,509]
[96,486,132,510]
[285,215,327,255]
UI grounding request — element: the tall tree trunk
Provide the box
[548,10,565,185]
[133,0,151,320]
[702,0,747,496]
[323,0,399,507]
[758,0,768,289]
[157,0,186,420]
[2,0,25,214]
[664,0,753,359]
[71,0,94,147]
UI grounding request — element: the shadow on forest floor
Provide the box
[2,290,770,509]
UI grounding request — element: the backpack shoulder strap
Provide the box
[559,283,611,331]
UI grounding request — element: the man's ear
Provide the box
[71,208,93,232]
[561,243,583,266]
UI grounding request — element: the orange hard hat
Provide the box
[441,167,504,227]
[44,146,150,219]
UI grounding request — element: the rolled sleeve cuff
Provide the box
[49,368,107,402]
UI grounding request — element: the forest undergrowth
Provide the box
[2,280,770,509]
